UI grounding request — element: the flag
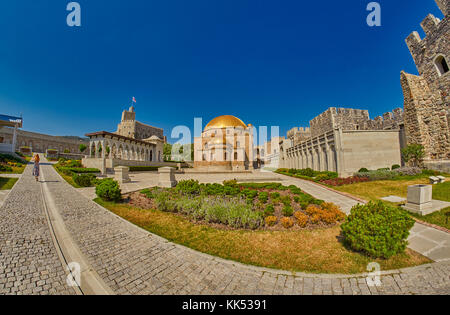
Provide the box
[132,97,136,103]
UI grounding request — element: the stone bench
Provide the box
[437,175,446,183]
[429,176,440,185]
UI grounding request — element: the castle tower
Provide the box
[401,0,449,167]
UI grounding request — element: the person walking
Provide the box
[32,153,40,182]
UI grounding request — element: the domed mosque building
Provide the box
[194,115,255,171]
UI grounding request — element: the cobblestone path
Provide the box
[1,161,449,295]
[0,163,75,295]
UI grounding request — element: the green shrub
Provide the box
[258,191,269,203]
[140,188,154,199]
[264,204,275,217]
[391,164,401,170]
[0,154,23,164]
[270,192,280,200]
[176,179,201,195]
[223,179,238,187]
[358,168,369,173]
[95,179,122,202]
[282,205,294,217]
[296,168,315,177]
[341,201,414,258]
[72,173,95,187]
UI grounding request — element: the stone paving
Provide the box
[1,161,449,295]
[0,163,75,295]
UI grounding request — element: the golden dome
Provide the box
[205,115,247,130]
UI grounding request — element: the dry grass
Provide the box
[333,178,430,202]
[96,198,431,274]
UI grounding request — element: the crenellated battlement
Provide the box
[400,0,450,162]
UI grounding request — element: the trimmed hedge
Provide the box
[341,201,414,258]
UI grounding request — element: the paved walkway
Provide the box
[0,163,75,295]
[1,161,449,295]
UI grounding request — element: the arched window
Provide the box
[435,55,449,76]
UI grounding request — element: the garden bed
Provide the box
[129,181,345,231]
[0,154,27,174]
[96,197,431,274]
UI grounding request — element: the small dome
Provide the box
[205,115,247,131]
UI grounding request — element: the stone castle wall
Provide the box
[305,107,403,138]
[401,0,450,161]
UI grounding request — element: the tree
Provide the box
[163,143,173,161]
[79,144,87,153]
[401,144,425,167]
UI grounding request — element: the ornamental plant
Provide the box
[176,179,201,195]
[264,204,275,217]
[341,201,415,259]
[265,216,277,227]
[72,173,95,187]
[95,179,122,202]
[294,211,308,227]
[282,205,294,217]
[280,217,294,229]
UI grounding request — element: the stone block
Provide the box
[429,176,440,184]
[158,167,177,188]
[114,166,131,183]
[403,185,432,215]
[437,176,446,183]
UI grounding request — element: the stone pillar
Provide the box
[114,166,131,183]
[158,167,177,188]
[101,140,106,159]
[319,147,326,171]
[11,124,18,152]
[326,144,333,172]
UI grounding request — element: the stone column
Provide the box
[319,146,325,171]
[101,140,106,159]
[326,142,334,172]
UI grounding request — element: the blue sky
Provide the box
[0,1,444,143]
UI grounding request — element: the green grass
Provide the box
[334,177,450,229]
[95,198,431,274]
[0,177,18,190]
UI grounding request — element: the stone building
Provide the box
[116,106,165,141]
[194,115,255,171]
[0,127,88,155]
[83,107,166,170]
[401,0,450,172]
[279,107,404,177]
